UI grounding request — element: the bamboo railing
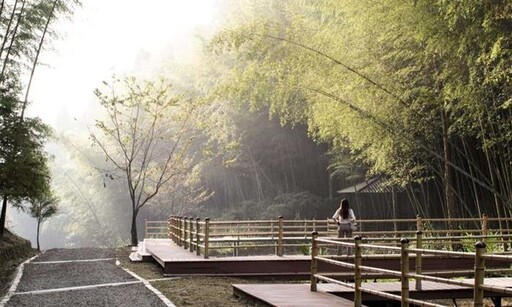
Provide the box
[144,215,512,258]
[311,234,512,307]
[142,216,512,304]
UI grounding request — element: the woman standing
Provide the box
[332,198,356,254]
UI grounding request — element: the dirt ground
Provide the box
[113,247,264,306]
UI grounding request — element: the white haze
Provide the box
[9,0,217,249]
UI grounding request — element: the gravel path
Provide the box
[6,283,167,307]
[33,248,117,262]
[2,248,172,307]
[16,260,135,292]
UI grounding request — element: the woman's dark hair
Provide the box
[341,198,350,219]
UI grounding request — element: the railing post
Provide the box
[167,217,172,240]
[183,216,188,250]
[196,218,201,256]
[310,231,318,292]
[177,216,182,247]
[170,216,175,243]
[416,215,422,233]
[481,214,488,245]
[189,217,194,252]
[473,241,486,307]
[144,218,147,238]
[269,219,274,253]
[415,231,423,291]
[354,235,362,307]
[400,238,410,307]
[174,215,179,243]
[277,216,284,256]
[204,218,210,259]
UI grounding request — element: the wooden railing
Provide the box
[311,234,512,307]
[144,215,512,259]
[167,216,337,258]
[144,219,170,238]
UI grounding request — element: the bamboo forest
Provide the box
[1,0,511,250]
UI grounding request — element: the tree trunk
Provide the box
[22,0,58,118]
[0,1,6,21]
[36,220,41,251]
[0,0,26,83]
[328,172,333,200]
[0,195,7,238]
[0,0,19,69]
[130,208,139,246]
[441,110,459,250]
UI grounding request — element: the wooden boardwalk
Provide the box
[142,239,505,277]
[234,279,512,306]
[143,239,312,276]
[233,283,364,307]
[138,239,512,306]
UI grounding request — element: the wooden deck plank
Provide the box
[233,283,361,307]
[331,279,512,301]
[235,279,512,306]
[143,239,511,280]
[141,240,512,304]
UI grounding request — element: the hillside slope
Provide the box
[0,230,37,297]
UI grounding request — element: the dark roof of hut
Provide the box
[337,176,406,194]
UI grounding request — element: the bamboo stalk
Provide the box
[400,238,410,307]
[354,236,362,307]
[473,241,486,307]
[310,231,318,292]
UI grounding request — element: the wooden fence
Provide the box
[144,215,512,259]
[311,234,512,306]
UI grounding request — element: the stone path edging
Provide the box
[122,268,176,307]
[31,258,117,264]
[1,251,176,307]
[0,254,39,307]
[12,280,143,295]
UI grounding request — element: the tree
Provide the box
[91,76,197,246]
[0,0,81,101]
[29,191,57,251]
[0,94,51,238]
[0,0,80,238]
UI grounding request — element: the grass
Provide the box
[152,277,257,307]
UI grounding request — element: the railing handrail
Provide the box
[153,215,512,260]
[311,234,512,306]
[149,216,512,304]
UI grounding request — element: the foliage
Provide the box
[215,192,334,221]
[461,231,501,253]
[209,0,512,218]
[0,0,80,238]
[0,93,51,237]
[0,0,80,82]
